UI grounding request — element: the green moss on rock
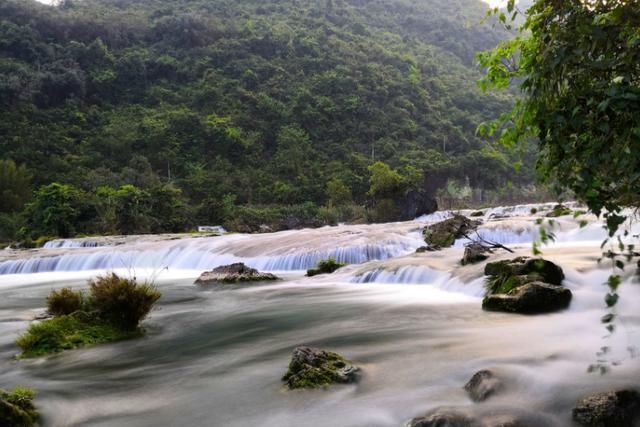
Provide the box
[282,346,359,389]
[16,312,141,358]
[0,386,38,427]
[306,258,347,277]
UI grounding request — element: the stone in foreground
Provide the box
[572,390,640,427]
[464,369,503,402]
[195,263,279,284]
[422,214,480,249]
[282,346,359,389]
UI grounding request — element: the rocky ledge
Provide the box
[482,257,572,314]
[195,263,279,284]
[282,346,360,389]
[422,214,480,250]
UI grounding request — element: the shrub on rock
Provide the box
[17,274,161,357]
[282,346,359,389]
[306,258,346,277]
[0,386,38,427]
[46,287,84,316]
[89,274,161,330]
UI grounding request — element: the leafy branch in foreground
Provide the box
[479,0,640,371]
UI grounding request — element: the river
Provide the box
[1,203,639,426]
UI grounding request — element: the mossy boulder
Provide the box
[545,204,573,217]
[470,210,485,217]
[195,263,279,284]
[306,258,347,277]
[282,346,359,389]
[572,390,640,427]
[0,387,38,427]
[485,257,564,291]
[482,257,571,314]
[483,282,572,314]
[422,214,481,249]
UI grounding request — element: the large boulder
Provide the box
[195,263,279,284]
[483,282,572,314]
[482,257,571,314]
[282,346,359,389]
[572,390,640,427]
[423,215,481,249]
[464,370,503,402]
[484,257,564,287]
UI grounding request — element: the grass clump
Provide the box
[0,386,38,426]
[306,257,347,277]
[17,274,160,358]
[46,287,84,316]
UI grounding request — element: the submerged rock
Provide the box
[464,370,503,402]
[470,211,485,217]
[572,390,640,427]
[407,408,536,427]
[461,243,492,265]
[282,346,359,389]
[423,215,481,250]
[195,263,279,284]
[407,408,478,427]
[482,257,571,314]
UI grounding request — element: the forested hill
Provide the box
[0,0,529,239]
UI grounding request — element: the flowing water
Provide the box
[1,204,640,426]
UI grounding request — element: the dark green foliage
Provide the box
[46,287,84,316]
[306,257,347,277]
[479,0,640,230]
[0,386,38,427]
[0,0,540,240]
[17,274,161,357]
[88,274,161,331]
[0,159,32,214]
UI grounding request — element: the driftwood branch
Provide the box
[461,230,515,253]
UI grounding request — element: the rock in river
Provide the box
[195,263,279,284]
[572,390,640,427]
[464,370,503,402]
[282,346,360,389]
[423,214,481,250]
[482,257,571,314]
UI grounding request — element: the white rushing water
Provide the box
[1,203,640,427]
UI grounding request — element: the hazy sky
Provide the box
[482,0,508,7]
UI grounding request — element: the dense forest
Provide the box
[0,0,537,241]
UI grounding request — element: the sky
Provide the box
[482,0,508,7]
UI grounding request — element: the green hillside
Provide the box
[0,0,528,239]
